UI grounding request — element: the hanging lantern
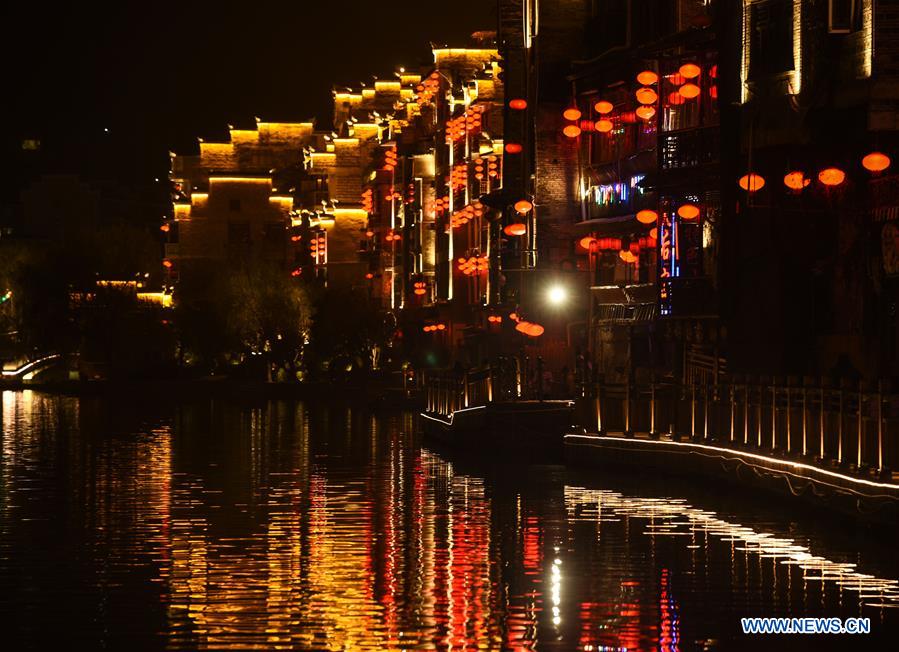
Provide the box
[783,171,810,191]
[579,236,598,250]
[668,91,686,106]
[504,223,527,236]
[649,227,658,240]
[365,272,374,280]
[579,120,596,132]
[635,87,658,105]
[677,204,700,220]
[636,70,659,85]
[563,124,582,138]
[818,167,846,186]
[516,321,544,337]
[514,199,533,214]
[635,105,656,121]
[629,242,641,255]
[563,107,582,121]
[738,173,766,192]
[862,152,891,173]
[679,83,701,99]
[509,98,528,110]
[636,209,658,224]
[594,100,614,114]
[679,63,701,79]
[709,86,718,100]
[596,119,614,133]
[505,142,523,154]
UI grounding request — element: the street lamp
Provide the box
[547,284,569,307]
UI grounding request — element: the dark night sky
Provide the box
[4,1,496,196]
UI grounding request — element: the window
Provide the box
[229,199,241,212]
[749,0,794,79]
[829,0,861,34]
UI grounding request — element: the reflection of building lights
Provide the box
[551,558,562,627]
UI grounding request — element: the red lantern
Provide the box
[818,168,846,186]
[635,105,656,121]
[679,83,701,99]
[677,204,700,220]
[579,236,598,250]
[636,70,658,85]
[668,91,686,106]
[635,87,658,105]
[784,171,810,191]
[514,199,533,214]
[563,107,582,121]
[636,209,658,224]
[595,119,613,133]
[505,142,523,154]
[679,63,701,79]
[594,100,614,115]
[862,152,891,173]
[509,98,527,110]
[738,173,766,192]
[563,124,581,138]
[504,223,527,237]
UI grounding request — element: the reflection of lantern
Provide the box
[862,152,891,173]
[162,259,173,269]
[637,70,658,85]
[596,119,613,133]
[594,100,614,114]
[679,63,701,79]
[619,250,638,264]
[783,171,810,191]
[579,236,597,250]
[635,105,656,121]
[563,124,581,138]
[649,227,658,240]
[738,173,766,192]
[505,142,523,154]
[636,209,658,224]
[679,83,701,99]
[635,87,658,105]
[365,272,374,279]
[160,224,170,232]
[504,223,527,236]
[677,204,700,220]
[509,98,528,110]
[668,91,686,106]
[563,107,582,121]
[818,167,846,186]
[514,199,533,214]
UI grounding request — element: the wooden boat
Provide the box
[420,400,575,455]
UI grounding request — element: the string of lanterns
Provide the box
[738,152,892,194]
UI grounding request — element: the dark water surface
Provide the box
[1,391,897,651]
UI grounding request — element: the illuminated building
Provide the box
[567,0,721,382]
[168,121,316,279]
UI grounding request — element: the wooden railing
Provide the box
[580,375,898,479]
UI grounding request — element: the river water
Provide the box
[1,391,897,651]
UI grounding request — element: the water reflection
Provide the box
[1,392,897,650]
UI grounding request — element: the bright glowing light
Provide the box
[547,284,568,306]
